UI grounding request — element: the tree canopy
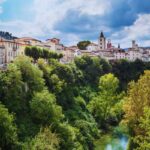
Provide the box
[0,54,150,149]
[77,40,91,50]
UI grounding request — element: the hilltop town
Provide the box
[0,31,150,67]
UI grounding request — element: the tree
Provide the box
[14,56,45,95]
[37,59,65,94]
[55,123,83,150]
[0,103,18,149]
[0,64,24,114]
[123,71,150,136]
[30,90,64,124]
[25,46,42,62]
[88,73,121,128]
[25,46,63,62]
[77,41,91,50]
[133,107,150,150]
[48,51,63,60]
[52,63,75,85]
[74,56,111,85]
[24,127,60,150]
[112,59,146,91]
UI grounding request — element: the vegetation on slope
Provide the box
[0,47,150,149]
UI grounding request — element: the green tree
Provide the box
[25,47,32,58]
[0,103,18,149]
[0,64,24,114]
[124,71,150,138]
[55,123,83,150]
[112,59,145,91]
[77,40,91,50]
[88,73,121,128]
[30,90,64,125]
[25,46,63,61]
[14,56,45,95]
[24,127,60,150]
[52,62,75,85]
[75,56,111,85]
[133,107,150,150]
[38,59,65,94]
[25,46,42,62]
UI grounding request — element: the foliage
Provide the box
[0,31,17,40]
[55,123,83,150]
[112,59,146,91]
[0,54,149,149]
[0,103,18,149]
[88,73,123,128]
[133,107,150,150]
[123,71,150,149]
[30,90,64,124]
[74,56,111,85]
[24,127,60,150]
[14,56,45,95]
[123,71,150,133]
[0,64,24,113]
[77,40,91,50]
[25,46,63,62]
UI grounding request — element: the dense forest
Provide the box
[0,47,150,150]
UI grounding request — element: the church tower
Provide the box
[98,31,106,50]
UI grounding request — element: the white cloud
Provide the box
[32,0,110,33]
[110,14,150,48]
[0,0,111,44]
[1,0,150,47]
[0,0,6,14]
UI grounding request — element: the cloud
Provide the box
[32,0,111,35]
[111,14,150,47]
[0,0,111,44]
[54,0,150,46]
[0,0,6,14]
[0,0,150,47]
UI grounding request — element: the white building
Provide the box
[61,46,81,63]
[99,50,115,60]
[86,43,99,51]
[45,38,64,53]
[114,50,126,60]
[0,38,25,67]
[126,49,142,61]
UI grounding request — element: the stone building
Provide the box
[98,31,106,50]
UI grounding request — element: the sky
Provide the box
[0,0,150,47]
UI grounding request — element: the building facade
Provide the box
[0,38,26,67]
[86,43,99,51]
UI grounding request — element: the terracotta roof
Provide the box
[18,37,41,42]
[46,38,60,41]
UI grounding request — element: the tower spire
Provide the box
[100,31,104,38]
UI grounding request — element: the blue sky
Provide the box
[0,0,150,47]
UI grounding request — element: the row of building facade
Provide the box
[0,32,150,67]
[0,37,65,67]
[61,32,150,63]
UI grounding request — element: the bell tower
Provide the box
[98,31,106,50]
